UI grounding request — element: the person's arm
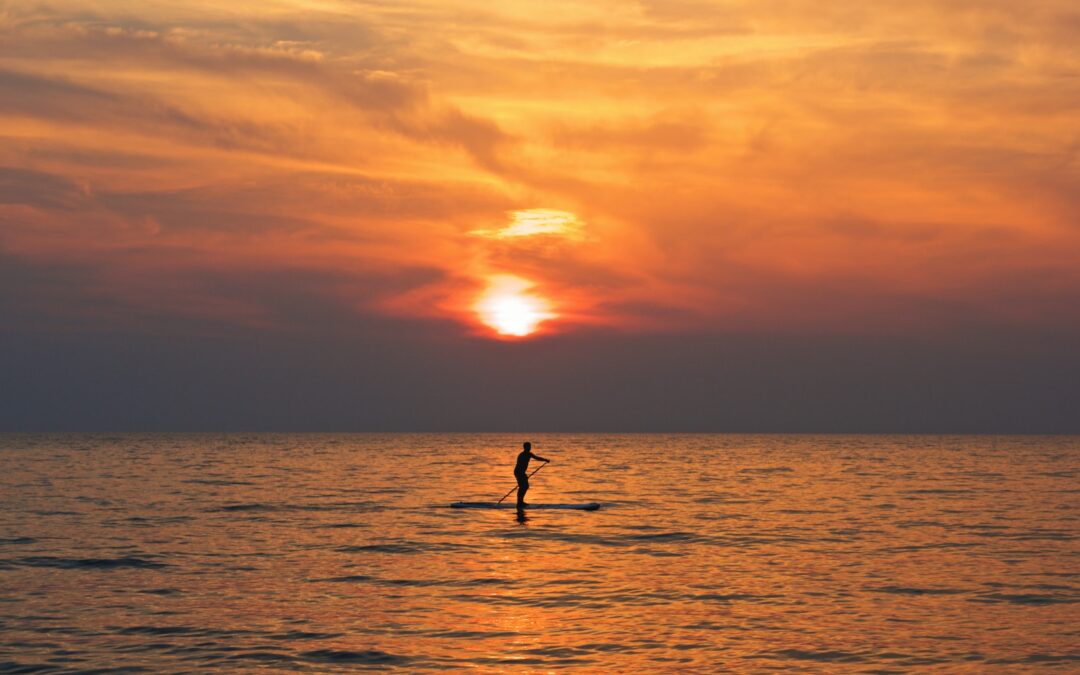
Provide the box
[531,452,550,463]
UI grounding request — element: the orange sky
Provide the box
[2,0,1079,340]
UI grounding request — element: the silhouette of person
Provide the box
[514,441,549,509]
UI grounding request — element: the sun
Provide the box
[474,275,556,337]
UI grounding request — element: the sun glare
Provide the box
[474,275,556,337]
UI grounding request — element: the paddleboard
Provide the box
[451,502,600,511]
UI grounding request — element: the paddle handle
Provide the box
[496,462,547,505]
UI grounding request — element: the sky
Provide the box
[2,0,1079,432]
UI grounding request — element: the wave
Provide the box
[310,574,506,588]
[335,541,472,554]
[300,649,412,665]
[973,593,1074,605]
[770,648,868,663]
[0,537,36,545]
[13,556,169,570]
[206,501,387,514]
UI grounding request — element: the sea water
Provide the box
[0,434,1076,671]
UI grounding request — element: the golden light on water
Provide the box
[474,275,556,337]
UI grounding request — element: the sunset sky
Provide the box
[3,1,1079,431]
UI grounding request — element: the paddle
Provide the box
[496,462,548,505]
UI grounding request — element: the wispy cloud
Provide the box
[471,209,585,240]
[1,0,1077,339]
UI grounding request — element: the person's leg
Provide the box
[517,476,528,507]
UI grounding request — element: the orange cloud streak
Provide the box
[2,1,1078,338]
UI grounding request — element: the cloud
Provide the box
[1,0,1079,431]
[549,111,709,152]
[470,209,585,240]
[0,167,91,210]
[0,18,509,168]
[0,67,319,158]
[1,0,1077,343]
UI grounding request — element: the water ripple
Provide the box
[1,433,1075,672]
[12,556,169,570]
[300,649,413,665]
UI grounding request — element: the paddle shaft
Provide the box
[496,462,548,505]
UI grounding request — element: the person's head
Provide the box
[523,441,531,451]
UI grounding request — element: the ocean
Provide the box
[0,433,1076,671]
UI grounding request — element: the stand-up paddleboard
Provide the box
[451,501,600,511]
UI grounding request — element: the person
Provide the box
[514,441,549,509]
